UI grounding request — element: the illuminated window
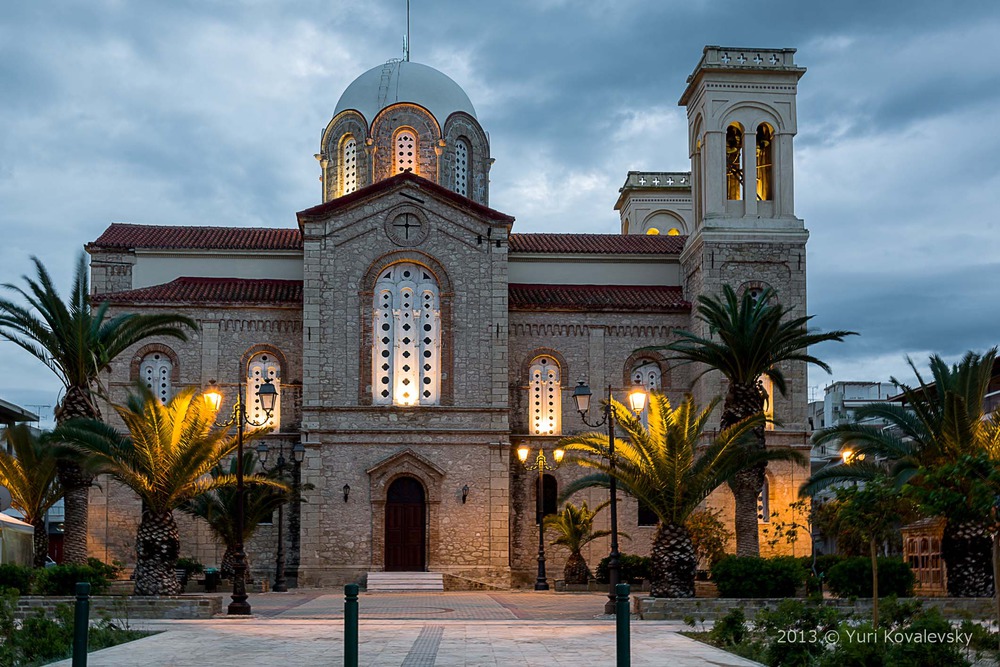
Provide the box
[667,228,680,236]
[631,361,661,392]
[341,135,358,195]
[373,262,440,406]
[394,128,418,175]
[528,356,561,435]
[761,374,774,431]
[757,477,770,523]
[756,123,774,201]
[454,138,470,197]
[645,228,660,235]
[247,353,280,430]
[726,124,744,201]
[139,352,173,404]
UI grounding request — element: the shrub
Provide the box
[711,556,803,598]
[0,564,33,595]
[825,557,914,598]
[87,557,125,581]
[755,599,840,666]
[175,557,204,575]
[595,554,651,584]
[32,564,110,596]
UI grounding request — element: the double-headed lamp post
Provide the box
[571,380,647,615]
[256,441,305,593]
[516,445,565,591]
[204,378,278,616]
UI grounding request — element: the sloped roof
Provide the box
[509,283,689,312]
[88,224,303,251]
[92,278,303,305]
[508,233,686,254]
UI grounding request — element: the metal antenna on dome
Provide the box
[403,0,411,62]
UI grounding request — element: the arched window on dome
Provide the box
[394,128,419,175]
[528,356,561,436]
[247,352,281,430]
[373,263,440,406]
[756,123,774,201]
[139,352,173,404]
[726,123,744,201]
[454,137,470,197]
[341,135,358,196]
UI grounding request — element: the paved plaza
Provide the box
[52,591,761,666]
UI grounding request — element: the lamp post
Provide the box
[204,377,278,616]
[256,441,305,593]
[571,380,647,615]
[516,445,564,591]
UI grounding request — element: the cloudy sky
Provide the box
[2,0,999,425]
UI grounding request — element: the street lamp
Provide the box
[255,441,305,593]
[516,445,564,591]
[571,380,647,615]
[204,377,278,615]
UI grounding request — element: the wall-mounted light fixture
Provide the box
[343,484,350,502]
[461,485,469,504]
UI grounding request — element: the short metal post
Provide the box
[72,582,90,667]
[615,583,630,667]
[344,583,359,667]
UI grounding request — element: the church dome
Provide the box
[334,60,478,126]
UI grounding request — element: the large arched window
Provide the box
[528,356,561,435]
[247,352,281,430]
[394,128,418,175]
[453,138,470,197]
[373,262,441,406]
[139,352,173,404]
[631,360,662,392]
[726,123,744,201]
[341,135,358,196]
[756,123,774,201]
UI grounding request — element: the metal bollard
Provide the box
[344,583,359,667]
[615,583,630,667]
[72,582,91,667]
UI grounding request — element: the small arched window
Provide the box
[454,138,470,197]
[373,263,441,406]
[341,135,358,196]
[645,228,660,235]
[394,128,418,175]
[139,352,173,404]
[666,228,681,236]
[726,124,744,201]
[756,123,774,201]
[247,352,281,430]
[631,361,662,392]
[760,374,775,431]
[757,477,770,523]
[528,356,561,435]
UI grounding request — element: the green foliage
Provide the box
[544,500,613,555]
[825,557,914,598]
[0,565,33,595]
[710,608,749,646]
[910,453,1000,524]
[711,556,804,598]
[755,599,841,667]
[761,499,811,552]
[86,557,124,581]
[685,508,732,568]
[595,554,651,584]
[32,564,110,596]
[175,557,204,575]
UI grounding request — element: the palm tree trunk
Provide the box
[31,516,49,568]
[649,521,696,598]
[221,545,253,583]
[564,551,591,585]
[722,381,766,558]
[134,509,181,596]
[54,384,98,565]
[942,519,994,597]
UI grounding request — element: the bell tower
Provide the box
[680,46,811,432]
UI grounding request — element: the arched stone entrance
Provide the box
[384,477,427,571]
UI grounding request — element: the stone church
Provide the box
[85,46,813,588]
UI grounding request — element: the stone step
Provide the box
[366,572,445,592]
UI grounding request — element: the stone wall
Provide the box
[16,595,220,621]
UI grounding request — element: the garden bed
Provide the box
[639,596,995,621]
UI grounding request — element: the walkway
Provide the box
[51,590,761,666]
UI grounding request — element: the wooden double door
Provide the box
[384,477,426,572]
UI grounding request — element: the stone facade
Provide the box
[82,46,815,588]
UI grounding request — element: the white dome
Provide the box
[334,60,478,126]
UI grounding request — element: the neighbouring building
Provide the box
[85,46,814,587]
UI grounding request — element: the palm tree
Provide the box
[657,284,855,557]
[0,254,196,564]
[559,392,802,597]
[804,349,1000,597]
[543,500,616,585]
[52,386,282,595]
[179,452,293,582]
[0,425,64,567]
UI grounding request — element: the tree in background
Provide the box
[0,425,63,567]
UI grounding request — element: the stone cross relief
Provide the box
[393,213,422,240]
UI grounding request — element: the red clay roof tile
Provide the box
[93,277,303,305]
[508,233,686,254]
[89,224,303,251]
[509,283,689,312]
